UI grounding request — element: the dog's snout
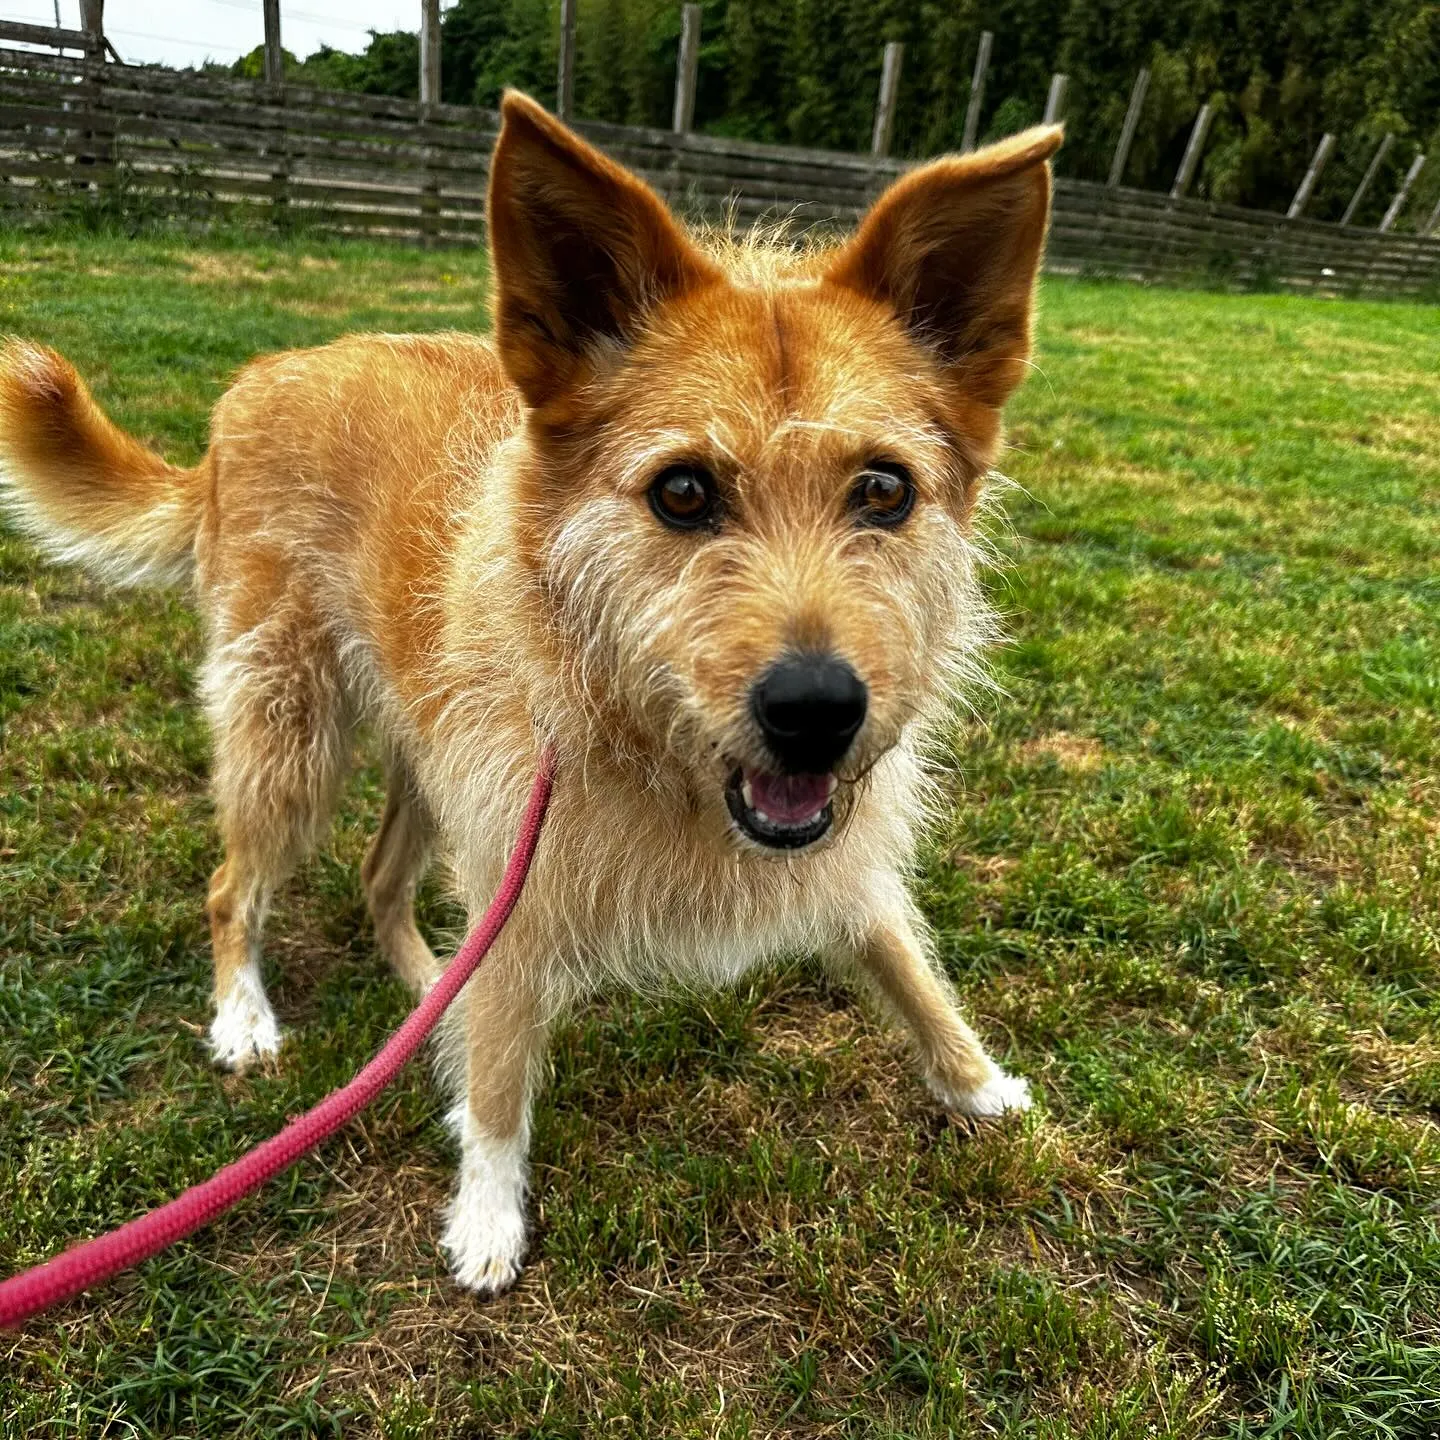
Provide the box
[752,654,867,774]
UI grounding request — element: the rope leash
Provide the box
[0,747,556,1330]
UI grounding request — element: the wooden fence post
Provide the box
[1043,73,1068,126]
[263,0,283,86]
[1341,133,1394,226]
[420,0,441,103]
[1379,151,1425,232]
[263,0,290,229]
[78,0,103,58]
[75,0,113,195]
[961,30,992,152]
[1423,192,1440,239]
[556,0,577,121]
[419,0,442,246]
[1170,103,1213,199]
[1108,67,1149,187]
[871,41,903,158]
[672,4,700,135]
[1287,133,1334,219]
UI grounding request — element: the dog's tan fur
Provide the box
[0,94,1060,1294]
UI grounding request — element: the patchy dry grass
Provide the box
[1,230,1439,1437]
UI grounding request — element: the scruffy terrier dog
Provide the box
[0,94,1060,1294]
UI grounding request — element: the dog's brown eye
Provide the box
[649,465,718,530]
[851,462,915,528]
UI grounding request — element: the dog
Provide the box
[0,92,1061,1295]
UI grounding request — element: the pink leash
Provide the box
[0,747,556,1330]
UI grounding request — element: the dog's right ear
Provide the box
[487,91,721,410]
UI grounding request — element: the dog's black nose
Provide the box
[752,654,867,774]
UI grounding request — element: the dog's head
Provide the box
[488,92,1059,856]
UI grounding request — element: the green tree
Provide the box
[223,0,1440,225]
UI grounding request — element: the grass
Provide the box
[1,226,1438,1438]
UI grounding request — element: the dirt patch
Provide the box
[1019,731,1104,772]
[182,252,279,284]
[949,853,1019,882]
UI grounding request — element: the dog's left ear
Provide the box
[488,91,722,410]
[824,126,1062,413]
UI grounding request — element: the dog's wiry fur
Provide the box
[0,94,1061,1294]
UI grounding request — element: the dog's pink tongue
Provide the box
[746,770,831,824]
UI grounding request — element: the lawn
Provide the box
[1,227,1438,1439]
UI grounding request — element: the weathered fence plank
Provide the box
[0,20,90,50]
[0,38,1434,297]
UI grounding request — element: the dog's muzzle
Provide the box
[727,653,866,849]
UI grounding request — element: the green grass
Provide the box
[2,227,1439,1438]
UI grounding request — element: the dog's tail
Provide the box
[0,340,204,587]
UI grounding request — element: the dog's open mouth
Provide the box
[725,766,836,849]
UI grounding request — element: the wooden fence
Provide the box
[1,41,1437,300]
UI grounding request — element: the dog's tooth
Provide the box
[742,779,755,809]
[825,775,838,797]
[754,809,771,825]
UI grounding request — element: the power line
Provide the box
[106,26,248,57]
[196,0,391,31]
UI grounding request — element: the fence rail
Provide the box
[1,45,1437,298]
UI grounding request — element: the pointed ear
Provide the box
[824,125,1062,412]
[487,91,722,409]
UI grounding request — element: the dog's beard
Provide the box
[540,497,993,856]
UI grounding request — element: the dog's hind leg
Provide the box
[202,607,352,1071]
[362,757,439,995]
[840,900,1031,1119]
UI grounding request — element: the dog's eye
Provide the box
[649,464,718,530]
[851,462,915,528]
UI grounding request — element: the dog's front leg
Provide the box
[440,941,548,1297]
[842,903,1032,1118]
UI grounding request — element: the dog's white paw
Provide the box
[441,1189,528,1296]
[441,1104,529,1297]
[208,961,282,1072]
[930,1067,1033,1119]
